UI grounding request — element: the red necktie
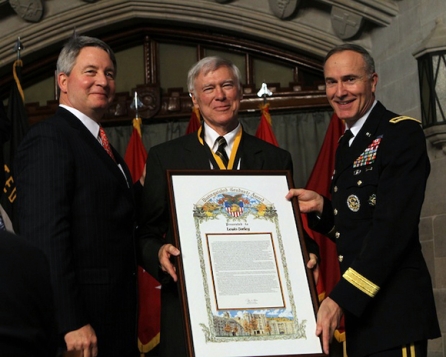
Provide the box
[99,127,116,162]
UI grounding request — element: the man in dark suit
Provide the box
[15,35,138,357]
[0,230,57,357]
[138,56,319,357]
[288,44,440,357]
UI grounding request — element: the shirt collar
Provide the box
[348,100,377,138]
[60,104,100,138]
[203,122,241,152]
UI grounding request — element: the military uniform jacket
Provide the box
[309,102,440,356]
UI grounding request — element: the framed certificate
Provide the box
[167,170,324,357]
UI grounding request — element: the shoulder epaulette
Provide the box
[389,116,421,124]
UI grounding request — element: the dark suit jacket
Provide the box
[309,102,440,356]
[15,107,138,357]
[0,230,57,357]
[139,129,316,357]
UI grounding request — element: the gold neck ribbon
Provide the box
[197,126,242,170]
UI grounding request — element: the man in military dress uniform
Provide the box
[288,44,440,357]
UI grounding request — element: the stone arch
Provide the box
[0,0,342,68]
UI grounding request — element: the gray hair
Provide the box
[187,56,242,94]
[56,35,117,76]
[324,44,375,76]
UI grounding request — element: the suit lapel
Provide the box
[57,108,133,193]
[237,132,265,170]
[182,132,222,169]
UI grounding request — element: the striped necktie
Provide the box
[215,136,229,168]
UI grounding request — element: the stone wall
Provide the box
[371,1,446,355]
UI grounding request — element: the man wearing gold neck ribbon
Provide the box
[138,56,319,357]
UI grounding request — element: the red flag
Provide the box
[124,118,161,354]
[185,106,201,134]
[124,121,147,182]
[255,103,279,147]
[303,112,346,342]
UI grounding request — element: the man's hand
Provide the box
[316,297,343,355]
[286,188,324,215]
[139,164,146,186]
[64,324,98,357]
[307,253,319,284]
[158,243,181,282]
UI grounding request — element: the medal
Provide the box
[347,194,360,212]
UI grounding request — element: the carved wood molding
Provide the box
[25,84,330,126]
[1,25,326,103]
[2,20,332,126]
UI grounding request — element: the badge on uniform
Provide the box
[368,194,376,206]
[347,194,360,212]
[353,135,383,168]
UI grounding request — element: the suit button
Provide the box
[338,255,343,262]
[334,186,338,192]
[335,232,340,239]
[334,208,338,215]
[357,180,362,186]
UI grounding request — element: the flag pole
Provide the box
[133,91,139,119]
[12,38,25,103]
[132,91,145,138]
[14,37,23,60]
